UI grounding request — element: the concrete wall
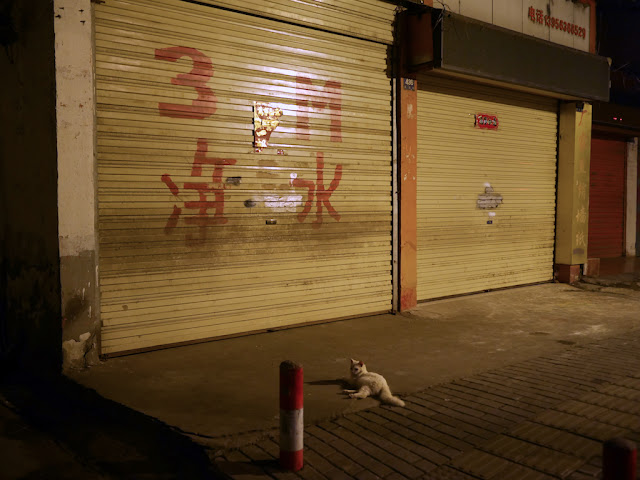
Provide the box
[0,0,62,375]
[54,0,100,369]
[555,102,592,268]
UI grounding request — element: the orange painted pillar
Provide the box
[399,78,418,310]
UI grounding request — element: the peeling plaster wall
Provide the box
[0,0,62,375]
[54,0,99,370]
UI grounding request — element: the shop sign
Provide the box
[475,113,499,130]
[527,6,586,39]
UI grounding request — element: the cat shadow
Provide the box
[307,378,350,388]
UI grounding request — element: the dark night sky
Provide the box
[597,0,640,106]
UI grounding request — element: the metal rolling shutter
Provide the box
[416,76,558,300]
[95,0,393,355]
[191,0,396,44]
[588,138,626,258]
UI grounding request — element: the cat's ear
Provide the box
[358,361,364,367]
[350,358,357,364]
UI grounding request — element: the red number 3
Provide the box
[155,46,217,119]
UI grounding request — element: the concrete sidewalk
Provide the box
[582,256,640,289]
[63,282,640,456]
[3,280,639,479]
[216,330,640,479]
[69,283,640,451]
[0,373,217,479]
[0,397,106,479]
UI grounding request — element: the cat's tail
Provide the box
[379,390,405,407]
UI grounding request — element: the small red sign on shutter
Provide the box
[475,113,499,130]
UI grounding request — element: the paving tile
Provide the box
[460,377,553,410]
[305,435,336,457]
[574,461,601,477]
[480,370,572,401]
[296,463,330,480]
[566,472,597,480]
[342,418,422,465]
[325,449,367,477]
[361,412,452,461]
[500,364,593,393]
[610,377,640,390]
[407,422,473,452]
[430,413,498,440]
[241,444,275,462]
[508,421,601,458]
[320,467,353,480]
[535,410,628,442]
[412,458,438,474]
[384,473,410,480]
[578,391,640,415]
[450,449,553,479]
[420,466,478,480]
[323,425,394,477]
[334,431,422,478]
[375,407,418,427]
[509,362,604,389]
[327,423,369,447]
[445,382,540,414]
[309,425,368,461]
[417,392,513,431]
[432,385,503,410]
[350,458,391,478]
[222,332,640,479]
[480,435,584,477]
[224,449,253,463]
[556,400,640,428]
[267,466,306,480]
[355,470,383,480]
[596,384,640,401]
[304,448,343,476]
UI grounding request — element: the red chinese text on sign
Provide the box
[527,6,586,38]
[291,152,343,228]
[296,76,342,143]
[475,113,499,130]
[155,46,217,119]
[161,138,237,245]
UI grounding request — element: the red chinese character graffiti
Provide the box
[536,9,544,24]
[155,46,217,119]
[161,138,237,245]
[291,152,342,228]
[296,76,342,142]
[528,6,536,22]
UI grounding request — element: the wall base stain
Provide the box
[60,250,99,370]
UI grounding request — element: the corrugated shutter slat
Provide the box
[588,138,626,258]
[95,0,393,354]
[416,76,558,300]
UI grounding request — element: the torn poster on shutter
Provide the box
[254,102,283,149]
[477,184,503,209]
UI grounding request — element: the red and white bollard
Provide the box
[603,437,636,480]
[279,360,303,471]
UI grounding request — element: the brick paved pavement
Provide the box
[214,332,640,479]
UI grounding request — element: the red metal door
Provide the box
[588,138,626,258]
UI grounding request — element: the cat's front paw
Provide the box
[349,393,357,399]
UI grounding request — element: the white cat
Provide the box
[344,359,405,407]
